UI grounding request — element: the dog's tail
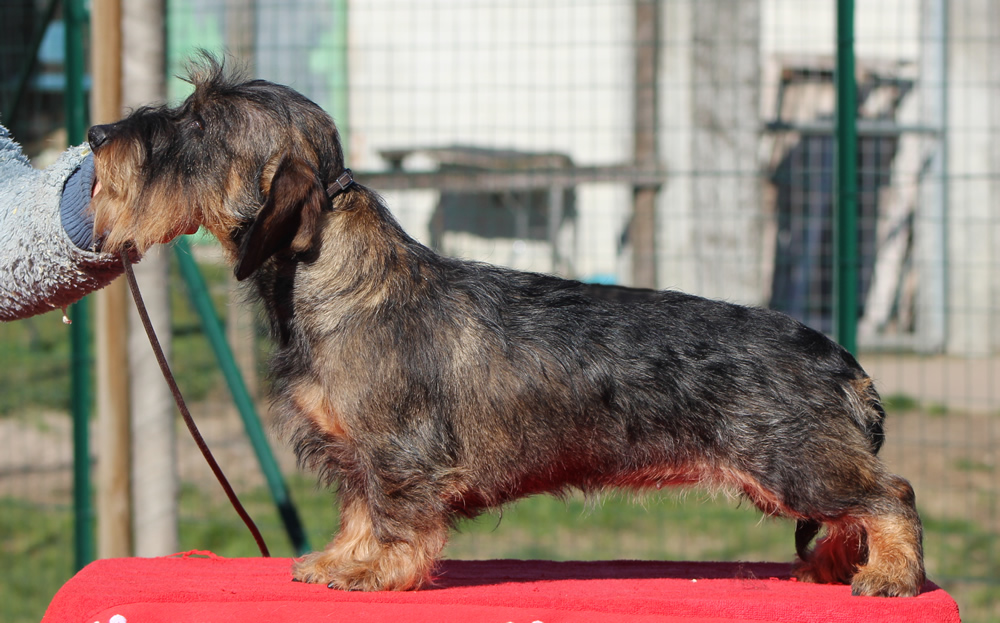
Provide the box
[795,519,822,561]
[850,375,887,455]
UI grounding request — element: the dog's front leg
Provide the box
[293,479,448,591]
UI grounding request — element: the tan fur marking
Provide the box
[292,496,445,591]
[289,380,347,439]
[795,476,925,597]
[851,513,923,596]
[91,139,146,252]
[851,478,924,597]
[91,139,206,255]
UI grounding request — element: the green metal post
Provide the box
[835,0,858,355]
[69,301,93,571]
[173,238,310,555]
[64,0,94,570]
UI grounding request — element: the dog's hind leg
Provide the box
[847,474,925,597]
[793,470,924,597]
[779,377,923,596]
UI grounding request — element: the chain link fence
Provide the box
[1,1,997,621]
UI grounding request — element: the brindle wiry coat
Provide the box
[88,57,925,597]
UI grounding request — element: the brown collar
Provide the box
[326,168,355,199]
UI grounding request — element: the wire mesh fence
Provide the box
[1,1,998,621]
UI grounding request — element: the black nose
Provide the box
[87,124,111,150]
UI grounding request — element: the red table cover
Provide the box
[42,552,960,623]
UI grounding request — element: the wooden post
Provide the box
[123,0,176,557]
[65,0,94,572]
[690,0,762,304]
[225,0,256,70]
[91,0,132,559]
[631,0,659,289]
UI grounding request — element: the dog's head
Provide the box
[89,54,347,279]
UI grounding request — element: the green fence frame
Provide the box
[834,0,858,356]
[64,0,94,572]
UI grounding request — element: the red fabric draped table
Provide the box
[42,552,960,623]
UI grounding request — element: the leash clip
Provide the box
[327,168,355,198]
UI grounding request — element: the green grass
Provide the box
[176,475,338,558]
[880,393,951,419]
[449,491,795,562]
[0,251,252,419]
[0,498,74,623]
[920,515,1000,623]
[0,312,74,415]
[174,476,799,564]
[882,392,920,413]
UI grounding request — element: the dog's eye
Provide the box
[189,116,205,134]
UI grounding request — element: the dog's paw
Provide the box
[292,548,431,591]
[850,565,924,598]
[792,561,820,585]
[323,563,397,592]
[292,551,338,585]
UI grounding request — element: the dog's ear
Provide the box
[234,155,326,280]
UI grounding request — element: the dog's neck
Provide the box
[249,186,431,344]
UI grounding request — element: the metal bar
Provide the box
[173,239,310,555]
[764,120,940,137]
[70,300,93,571]
[357,165,667,193]
[835,0,858,355]
[548,185,565,275]
[64,0,94,571]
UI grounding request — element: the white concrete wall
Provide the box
[657,0,763,304]
[347,0,633,280]
[946,0,1000,355]
[342,1,998,355]
[762,0,919,59]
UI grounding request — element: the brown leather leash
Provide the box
[121,251,270,557]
